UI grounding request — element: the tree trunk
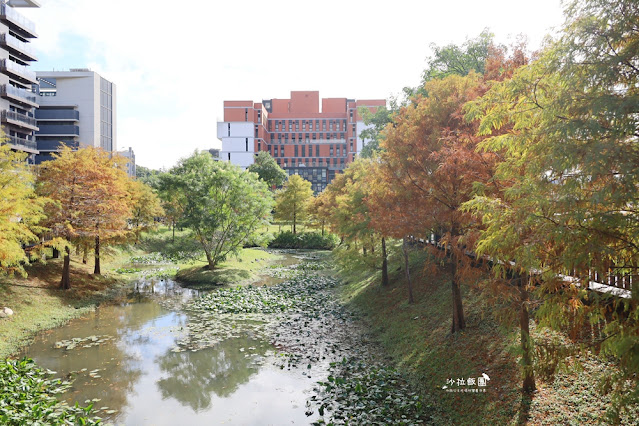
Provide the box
[60,246,71,290]
[172,221,175,243]
[293,210,297,235]
[52,248,60,259]
[82,245,88,264]
[204,246,216,270]
[381,237,389,287]
[520,275,536,393]
[450,258,466,333]
[321,222,325,236]
[402,237,414,304]
[94,236,101,275]
[363,246,367,256]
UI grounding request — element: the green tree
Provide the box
[169,151,273,270]
[274,174,313,235]
[358,104,394,158]
[136,165,162,188]
[423,29,494,82]
[247,151,287,188]
[0,143,45,276]
[128,179,164,244]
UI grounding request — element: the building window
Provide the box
[255,125,259,138]
[245,108,248,121]
[349,109,353,121]
[315,145,319,156]
[228,152,231,160]
[246,138,248,152]
[295,145,298,157]
[258,142,261,151]
[257,110,261,123]
[301,145,306,157]
[228,123,231,136]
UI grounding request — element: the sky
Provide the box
[20,0,566,170]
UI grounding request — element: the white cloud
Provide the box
[20,0,565,169]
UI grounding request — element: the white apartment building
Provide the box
[34,69,116,163]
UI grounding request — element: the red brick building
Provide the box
[217,91,385,193]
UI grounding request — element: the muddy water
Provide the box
[21,252,322,425]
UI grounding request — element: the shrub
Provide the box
[268,231,338,250]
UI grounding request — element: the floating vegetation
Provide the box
[187,274,339,315]
[0,358,101,425]
[115,267,142,274]
[309,358,427,425]
[170,313,271,352]
[141,267,179,280]
[54,335,115,351]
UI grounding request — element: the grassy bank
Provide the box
[338,248,637,425]
[0,245,143,359]
[174,248,280,290]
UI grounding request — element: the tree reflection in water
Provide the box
[156,336,270,411]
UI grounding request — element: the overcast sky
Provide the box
[21,0,566,170]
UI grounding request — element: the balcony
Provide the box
[0,4,37,38]
[36,139,79,152]
[0,84,37,107]
[35,109,79,121]
[1,110,38,130]
[0,58,36,84]
[0,33,37,62]
[37,124,80,137]
[5,134,37,152]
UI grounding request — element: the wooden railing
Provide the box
[412,235,632,299]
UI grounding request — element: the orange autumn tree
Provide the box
[318,158,391,286]
[373,72,498,332]
[37,147,132,288]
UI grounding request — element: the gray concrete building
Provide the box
[0,0,39,162]
[117,146,135,178]
[34,69,116,163]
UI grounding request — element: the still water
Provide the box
[21,255,322,425]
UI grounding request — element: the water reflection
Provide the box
[20,252,320,424]
[156,336,269,410]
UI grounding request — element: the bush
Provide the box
[0,358,100,424]
[268,231,338,250]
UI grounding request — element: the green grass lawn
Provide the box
[338,247,638,425]
[174,248,280,290]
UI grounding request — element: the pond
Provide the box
[20,250,426,425]
[20,252,325,424]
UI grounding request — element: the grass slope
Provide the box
[175,248,280,290]
[338,248,638,425]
